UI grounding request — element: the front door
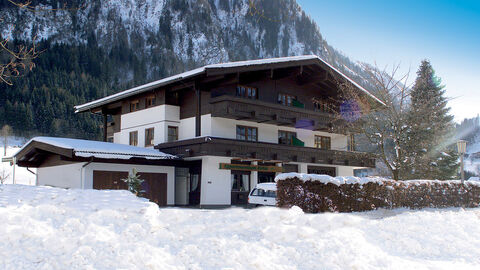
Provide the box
[231,170,250,205]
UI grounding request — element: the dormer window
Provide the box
[146,95,156,108]
[236,85,258,99]
[129,100,140,112]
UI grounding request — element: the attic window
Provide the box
[130,100,140,112]
[236,85,258,99]
[146,95,156,108]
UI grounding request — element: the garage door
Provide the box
[93,170,168,206]
[93,171,128,190]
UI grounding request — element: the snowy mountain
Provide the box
[0,0,372,85]
[0,0,378,139]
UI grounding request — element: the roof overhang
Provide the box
[74,55,385,113]
[12,137,179,168]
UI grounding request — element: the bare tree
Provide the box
[1,125,12,156]
[1,1,84,85]
[0,168,10,184]
[335,64,412,180]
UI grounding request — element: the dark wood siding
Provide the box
[120,88,166,114]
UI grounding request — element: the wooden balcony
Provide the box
[155,137,376,168]
[209,95,342,131]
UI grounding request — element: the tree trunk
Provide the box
[392,169,399,181]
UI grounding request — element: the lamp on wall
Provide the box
[457,140,467,184]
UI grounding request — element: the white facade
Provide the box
[197,155,359,206]
[37,162,175,205]
[115,105,181,147]
[114,111,349,152]
[110,108,364,206]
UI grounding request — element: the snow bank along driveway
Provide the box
[1,185,480,269]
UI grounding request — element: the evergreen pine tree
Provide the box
[122,168,144,196]
[407,60,458,179]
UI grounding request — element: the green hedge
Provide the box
[276,177,480,213]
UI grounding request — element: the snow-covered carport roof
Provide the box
[74,55,385,113]
[13,137,179,168]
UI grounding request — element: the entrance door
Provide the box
[258,172,276,183]
[231,170,250,205]
[175,168,189,206]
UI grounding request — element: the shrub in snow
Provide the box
[122,168,144,196]
[276,173,480,213]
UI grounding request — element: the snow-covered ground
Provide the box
[1,185,479,269]
[0,138,36,185]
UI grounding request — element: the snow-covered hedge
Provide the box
[275,173,480,213]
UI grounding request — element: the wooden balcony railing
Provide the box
[209,95,341,131]
[155,137,376,168]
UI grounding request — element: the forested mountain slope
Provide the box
[0,0,375,139]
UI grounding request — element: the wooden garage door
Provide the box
[93,170,168,206]
[139,172,167,206]
[93,171,128,190]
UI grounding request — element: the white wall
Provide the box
[37,162,175,205]
[84,163,175,205]
[209,116,348,149]
[200,156,232,206]
[179,117,196,140]
[37,163,84,189]
[114,105,180,146]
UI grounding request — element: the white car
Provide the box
[248,182,277,206]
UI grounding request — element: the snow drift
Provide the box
[1,184,480,269]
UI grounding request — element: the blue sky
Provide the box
[296,0,480,122]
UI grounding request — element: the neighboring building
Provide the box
[73,55,383,207]
[12,137,178,206]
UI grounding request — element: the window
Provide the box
[129,100,140,112]
[146,95,156,108]
[236,125,258,141]
[168,126,178,142]
[277,93,296,106]
[236,85,258,99]
[145,128,154,146]
[129,131,138,146]
[314,100,334,113]
[278,130,296,145]
[314,135,331,150]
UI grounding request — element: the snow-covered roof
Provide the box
[15,136,176,161]
[75,55,384,113]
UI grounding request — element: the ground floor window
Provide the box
[168,126,178,142]
[231,171,250,192]
[129,131,138,146]
[308,166,336,177]
[258,171,275,183]
[145,128,154,146]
